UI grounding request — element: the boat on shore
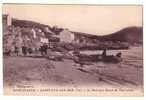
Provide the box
[73,51,122,64]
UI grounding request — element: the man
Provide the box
[43,43,48,55]
[40,44,44,55]
[14,46,19,56]
[22,45,27,56]
[102,49,107,57]
[28,48,33,54]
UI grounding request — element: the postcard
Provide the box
[2,4,143,96]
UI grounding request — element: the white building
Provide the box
[3,14,12,26]
[59,29,75,43]
[40,37,48,43]
[7,15,12,26]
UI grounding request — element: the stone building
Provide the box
[59,29,75,43]
[71,31,98,44]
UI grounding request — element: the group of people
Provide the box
[4,43,49,56]
[39,43,48,55]
[14,45,33,56]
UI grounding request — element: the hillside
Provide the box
[53,26,143,45]
[12,19,63,35]
[11,19,143,44]
[97,27,143,44]
[12,18,51,30]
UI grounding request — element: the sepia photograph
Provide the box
[2,4,143,96]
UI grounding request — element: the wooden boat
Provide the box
[74,53,122,64]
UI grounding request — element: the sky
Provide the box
[2,4,142,35]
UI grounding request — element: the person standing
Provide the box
[14,46,19,56]
[44,43,48,55]
[40,44,44,55]
[102,49,107,57]
[22,45,27,56]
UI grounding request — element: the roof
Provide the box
[71,31,98,39]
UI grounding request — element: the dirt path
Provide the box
[3,56,143,88]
